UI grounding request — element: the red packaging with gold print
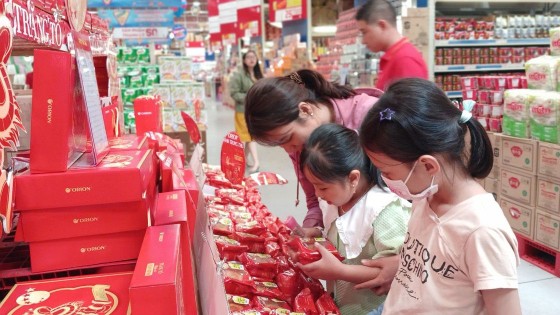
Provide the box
[30,49,85,174]
[153,192,199,315]
[172,168,200,206]
[108,134,150,152]
[130,225,185,315]
[0,272,133,315]
[29,230,145,272]
[15,150,154,210]
[18,200,149,242]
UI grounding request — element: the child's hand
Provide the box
[300,227,323,238]
[354,256,399,295]
[297,243,344,280]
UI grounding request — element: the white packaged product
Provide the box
[529,91,560,144]
[551,27,560,56]
[525,55,560,91]
[503,89,533,138]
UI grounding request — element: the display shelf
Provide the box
[445,90,463,98]
[434,63,525,73]
[435,38,550,47]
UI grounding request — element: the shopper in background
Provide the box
[359,78,521,315]
[244,69,381,229]
[229,50,263,173]
[25,63,33,89]
[356,0,428,90]
[298,123,410,315]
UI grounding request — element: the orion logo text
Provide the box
[65,187,92,193]
[80,246,106,253]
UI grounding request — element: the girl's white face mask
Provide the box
[381,161,439,201]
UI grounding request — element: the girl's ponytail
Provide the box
[464,118,493,179]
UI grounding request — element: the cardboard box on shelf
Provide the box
[498,197,535,239]
[402,8,429,69]
[487,131,501,167]
[538,142,560,180]
[500,167,537,206]
[0,272,134,314]
[488,165,501,180]
[29,229,145,272]
[500,135,538,174]
[17,200,149,242]
[537,177,560,215]
[534,209,560,251]
[484,178,500,199]
[165,129,207,164]
[15,150,155,210]
[31,49,85,173]
[130,225,185,315]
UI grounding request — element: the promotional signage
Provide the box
[185,41,205,62]
[269,0,306,23]
[218,0,237,45]
[237,0,261,38]
[220,131,245,185]
[97,9,175,27]
[88,0,184,8]
[172,24,187,40]
[8,0,70,49]
[112,26,169,39]
[207,0,221,47]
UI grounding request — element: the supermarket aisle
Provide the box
[203,98,560,315]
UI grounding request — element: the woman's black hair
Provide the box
[242,50,263,80]
[300,124,379,186]
[245,69,356,144]
[359,78,493,179]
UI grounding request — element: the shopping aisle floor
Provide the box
[203,99,560,315]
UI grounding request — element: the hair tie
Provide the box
[459,100,475,124]
[289,72,303,85]
[379,108,395,121]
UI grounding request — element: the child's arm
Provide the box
[354,256,399,295]
[297,243,381,283]
[481,288,521,315]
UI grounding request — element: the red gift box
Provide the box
[18,200,149,242]
[15,150,155,210]
[506,76,523,89]
[173,168,200,210]
[109,134,149,152]
[29,230,144,272]
[160,151,185,192]
[134,96,162,135]
[130,225,186,315]
[155,191,193,238]
[0,272,133,314]
[31,49,85,174]
[153,192,199,315]
[460,77,478,90]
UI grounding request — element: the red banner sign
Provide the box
[269,0,306,23]
[237,4,261,37]
[8,0,70,49]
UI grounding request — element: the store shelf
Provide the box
[435,38,550,47]
[445,90,463,98]
[434,63,525,73]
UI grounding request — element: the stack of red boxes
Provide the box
[460,75,528,132]
[14,140,157,272]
